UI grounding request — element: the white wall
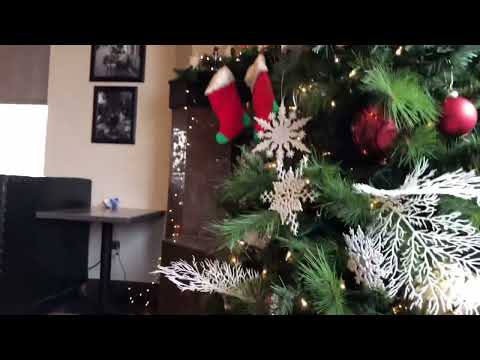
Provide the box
[44,45,176,282]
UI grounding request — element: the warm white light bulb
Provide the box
[285,251,292,261]
[301,298,308,308]
[331,100,336,108]
[395,46,403,56]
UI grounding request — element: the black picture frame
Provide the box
[90,45,146,82]
[91,86,137,145]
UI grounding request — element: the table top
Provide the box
[36,207,165,224]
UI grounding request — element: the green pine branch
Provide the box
[219,148,275,206]
[304,155,373,227]
[434,132,480,172]
[298,246,348,315]
[438,196,480,229]
[212,210,282,250]
[345,288,393,315]
[361,65,439,130]
[227,277,271,314]
[270,280,301,315]
[392,126,445,167]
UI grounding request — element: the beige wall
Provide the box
[175,45,193,69]
[192,45,229,57]
[45,45,176,282]
[45,45,175,209]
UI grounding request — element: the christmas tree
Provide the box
[155,45,480,315]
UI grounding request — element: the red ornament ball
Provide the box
[440,94,478,136]
[352,107,399,161]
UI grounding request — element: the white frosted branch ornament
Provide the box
[151,257,259,303]
[346,158,480,315]
[252,100,311,169]
[354,158,480,205]
[344,227,386,291]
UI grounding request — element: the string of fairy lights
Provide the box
[126,256,163,310]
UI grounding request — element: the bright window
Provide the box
[0,104,48,177]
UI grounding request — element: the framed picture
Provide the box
[90,45,146,82]
[91,86,137,144]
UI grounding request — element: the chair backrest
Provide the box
[0,175,91,291]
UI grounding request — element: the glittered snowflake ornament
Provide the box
[252,101,311,168]
[261,156,316,235]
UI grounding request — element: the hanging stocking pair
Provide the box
[205,54,277,144]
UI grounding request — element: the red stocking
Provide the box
[245,54,276,135]
[205,66,251,144]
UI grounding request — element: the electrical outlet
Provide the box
[112,241,120,252]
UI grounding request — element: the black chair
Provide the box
[0,175,91,314]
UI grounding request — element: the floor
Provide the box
[47,279,224,315]
[47,242,226,315]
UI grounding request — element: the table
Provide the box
[36,207,165,313]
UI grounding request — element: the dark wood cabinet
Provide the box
[157,79,251,313]
[164,79,251,256]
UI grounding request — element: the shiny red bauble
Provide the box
[352,106,399,161]
[440,94,478,136]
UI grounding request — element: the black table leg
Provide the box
[99,222,113,313]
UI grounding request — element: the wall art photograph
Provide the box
[91,86,137,144]
[90,45,146,82]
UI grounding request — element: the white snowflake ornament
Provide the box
[252,101,311,168]
[350,158,480,315]
[261,156,316,235]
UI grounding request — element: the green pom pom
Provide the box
[216,133,229,144]
[273,101,280,114]
[243,113,252,127]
